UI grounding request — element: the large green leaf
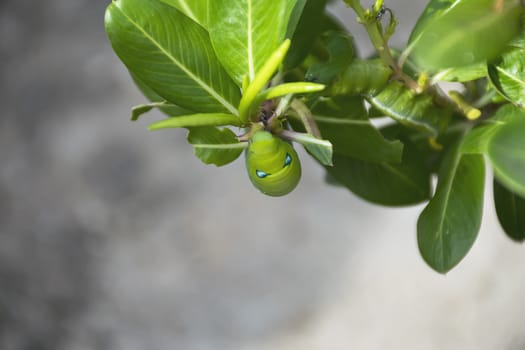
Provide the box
[488,48,525,107]
[487,117,525,197]
[326,145,431,206]
[284,0,327,69]
[461,104,525,154]
[311,97,403,163]
[408,0,523,71]
[105,0,240,114]
[417,140,485,273]
[208,0,297,85]
[367,82,451,136]
[432,63,487,83]
[158,0,207,28]
[131,73,192,118]
[494,179,525,242]
[305,31,355,86]
[331,59,392,97]
[187,127,246,166]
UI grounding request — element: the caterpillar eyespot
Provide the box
[245,131,301,196]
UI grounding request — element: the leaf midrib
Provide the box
[434,146,462,269]
[116,4,238,115]
[247,0,255,81]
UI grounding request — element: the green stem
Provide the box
[290,99,321,138]
[344,0,419,91]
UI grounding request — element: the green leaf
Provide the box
[255,82,325,104]
[462,104,525,154]
[305,31,355,85]
[158,0,207,28]
[284,131,333,166]
[487,117,525,197]
[148,113,241,130]
[208,0,297,85]
[285,0,307,39]
[187,127,246,166]
[488,48,525,107]
[408,0,523,71]
[105,0,240,114]
[494,179,525,242]
[417,139,485,273]
[131,74,193,117]
[331,59,392,96]
[284,0,327,69]
[238,39,291,123]
[367,82,451,136]
[326,138,431,206]
[310,97,403,163]
[432,62,487,83]
[131,102,188,121]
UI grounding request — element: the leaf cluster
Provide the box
[105,0,525,273]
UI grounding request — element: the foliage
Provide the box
[105,0,525,273]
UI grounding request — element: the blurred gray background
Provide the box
[1,1,524,349]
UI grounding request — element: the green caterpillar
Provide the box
[245,131,301,196]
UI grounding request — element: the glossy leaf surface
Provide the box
[368,82,450,136]
[461,104,525,154]
[187,127,246,166]
[408,0,523,71]
[131,74,192,118]
[418,140,485,273]
[311,97,403,163]
[432,63,487,83]
[208,0,296,85]
[149,113,241,130]
[105,0,240,114]
[494,179,525,242]
[331,59,392,96]
[158,0,207,27]
[326,139,431,206]
[488,48,525,107]
[487,118,525,197]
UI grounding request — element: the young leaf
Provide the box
[326,139,431,206]
[148,113,241,130]
[238,39,291,122]
[105,0,240,114]
[255,82,326,105]
[310,97,403,163]
[408,0,523,71]
[158,0,207,28]
[367,82,451,136]
[208,0,297,85]
[417,139,485,273]
[487,48,525,107]
[494,179,525,242]
[487,118,525,198]
[187,127,246,166]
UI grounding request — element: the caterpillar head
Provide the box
[245,131,301,196]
